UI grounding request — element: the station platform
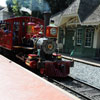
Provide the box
[62,55,100,67]
[0,55,80,100]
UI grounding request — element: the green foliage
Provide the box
[6,0,43,17]
[6,0,13,12]
[12,0,20,16]
[46,0,74,15]
[6,0,74,17]
[6,0,20,16]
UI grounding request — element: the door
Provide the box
[64,29,75,54]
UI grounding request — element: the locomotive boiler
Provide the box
[0,16,74,77]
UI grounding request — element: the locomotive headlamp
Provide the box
[60,64,65,70]
[48,44,53,50]
[32,26,34,32]
[50,28,57,36]
[57,55,62,59]
[28,56,32,59]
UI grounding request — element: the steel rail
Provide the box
[48,78,91,100]
[69,76,100,90]
[44,76,100,100]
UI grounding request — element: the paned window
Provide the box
[77,29,82,45]
[85,28,94,47]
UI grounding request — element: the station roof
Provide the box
[0,7,8,12]
[51,0,100,26]
[0,6,4,10]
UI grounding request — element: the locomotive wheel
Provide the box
[40,68,45,75]
[0,48,2,54]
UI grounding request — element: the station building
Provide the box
[51,0,100,59]
[0,7,13,20]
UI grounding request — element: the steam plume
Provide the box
[20,0,51,13]
[6,0,51,13]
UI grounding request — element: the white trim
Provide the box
[62,14,78,18]
[93,27,98,48]
[84,46,92,48]
[66,16,80,26]
[76,28,83,45]
[77,15,81,24]
[82,21,100,26]
[66,23,80,26]
[93,25,100,48]
[59,15,80,26]
[73,30,76,46]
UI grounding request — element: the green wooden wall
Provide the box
[59,26,97,58]
[63,28,75,54]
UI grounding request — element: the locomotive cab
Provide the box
[26,22,43,38]
[22,22,43,47]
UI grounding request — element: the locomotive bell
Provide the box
[37,37,48,48]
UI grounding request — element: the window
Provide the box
[85,28,94,47]
[13,22,20,39]
[22,21,25,33]
[13,22,19,32]
[0,23,10,34]
[6,22,11,32]
[27,25,34,34]
[77,29,82,45]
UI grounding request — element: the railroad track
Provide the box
[45,76,100,100]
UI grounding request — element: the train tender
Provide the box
[0,16,74,77]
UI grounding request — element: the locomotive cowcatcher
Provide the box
[0,16,74,77]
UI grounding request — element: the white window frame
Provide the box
[77,28,82,45]
[84,27,94,48]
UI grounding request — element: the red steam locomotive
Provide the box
[0,16,74,77]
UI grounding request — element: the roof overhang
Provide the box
[59,14,81,26]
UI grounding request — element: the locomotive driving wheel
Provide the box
[40,68,45,75]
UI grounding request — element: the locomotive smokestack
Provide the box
[43,11,51,36]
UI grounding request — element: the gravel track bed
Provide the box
[69,61,100,89]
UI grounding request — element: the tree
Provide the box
[6,0,13,13]
[6,0,44,17]
[6,0,74,17]
[12,0,20,16]
[46,0,74,15]
[6,0,21,16]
